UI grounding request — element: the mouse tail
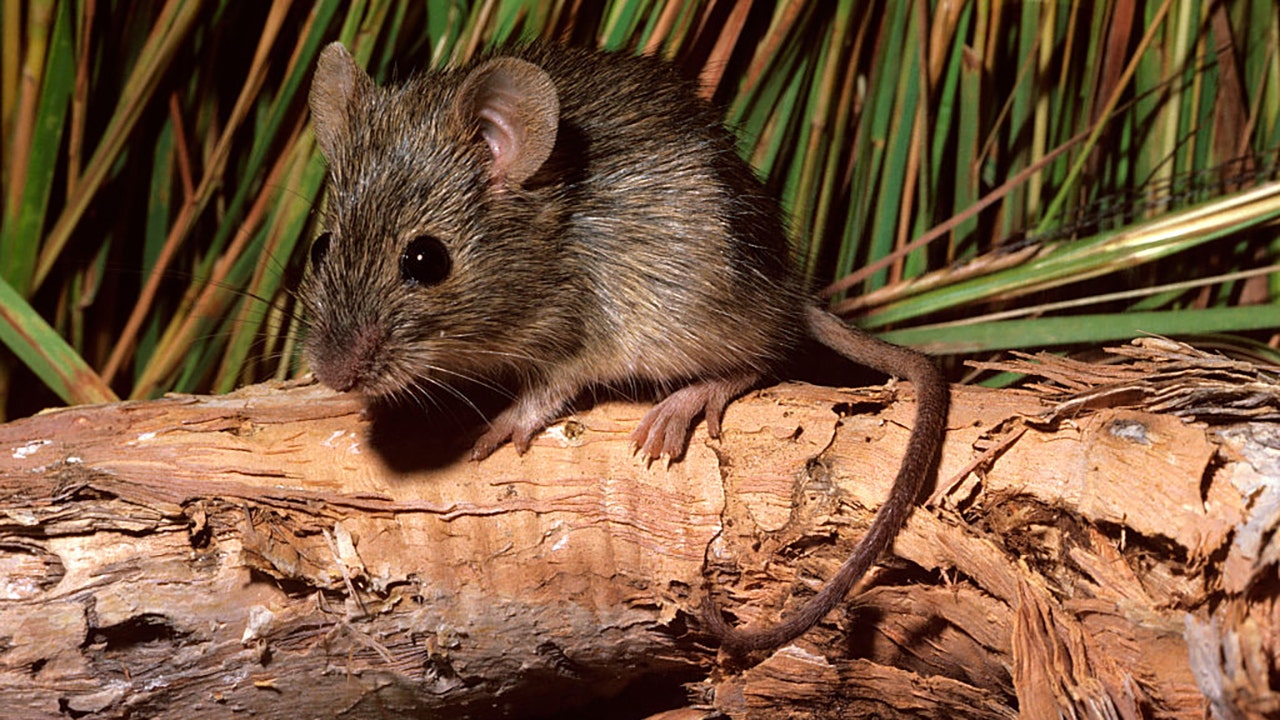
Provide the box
[705,306,948,655]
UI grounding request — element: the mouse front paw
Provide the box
[471,389,570,460]
[471,419,543,460]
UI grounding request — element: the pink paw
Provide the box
[471,416,541,460]
[630,375,760,461]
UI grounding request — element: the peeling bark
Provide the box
[1,343,1277,719]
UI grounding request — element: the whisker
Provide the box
[411,358,514,401]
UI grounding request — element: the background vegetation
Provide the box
[2,0,1278,420]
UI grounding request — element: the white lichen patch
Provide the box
[12,439,50,459]
[322,429,362,454]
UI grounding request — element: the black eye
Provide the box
[309,232,331,269]
[401,235,451,287]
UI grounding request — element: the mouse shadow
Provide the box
[363,380,671,472]
[362,383,512,474]
[361,340,897,474]
[786,336,887,388]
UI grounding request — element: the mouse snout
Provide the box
[310,324,390,395]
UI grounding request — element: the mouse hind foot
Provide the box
[631,373,762,461]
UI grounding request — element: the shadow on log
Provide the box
[0,338,1276,718]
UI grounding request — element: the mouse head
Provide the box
[300,42,573,400]
[310,43,559,187]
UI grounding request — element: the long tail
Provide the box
[705,306,949,654]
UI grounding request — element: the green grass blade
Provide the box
[32,0,204,292]
[862,181,1280,328]
[1,0,72,296]
[0,274,116,404]
[883,305,1280,354]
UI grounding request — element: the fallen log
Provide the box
[0,339,1275,718]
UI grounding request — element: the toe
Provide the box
[511,426,538,455]
[630,410,658,454]
[471,428,510,460]
[638,422,665,462]
[661,418,690,460]
[704,404,724,438]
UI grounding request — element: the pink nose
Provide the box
[311,325,387,394]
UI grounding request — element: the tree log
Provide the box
[1,346,1276,718]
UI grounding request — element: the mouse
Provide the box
[299,41,949,655]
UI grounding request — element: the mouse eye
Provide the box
[309,232,331,269]
[401,235,451,287]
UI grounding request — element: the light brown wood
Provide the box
[0,350,1274,718]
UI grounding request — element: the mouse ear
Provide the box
[455,58,560,184]
[310,42,373,161]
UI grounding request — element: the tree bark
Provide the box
[0,343,1276,719]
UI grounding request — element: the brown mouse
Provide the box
[300,42,949,655]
